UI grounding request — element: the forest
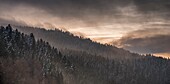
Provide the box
[0,24,170,84]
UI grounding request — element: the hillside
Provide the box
[12,25,136,59]
[0,25,170,84]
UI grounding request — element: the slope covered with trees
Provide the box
[0,25,170,84]
[13,25,136,59]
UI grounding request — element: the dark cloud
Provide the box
[113,28,170,54]
[0,0,170,17]
[0,0,134,27]
[133,0,170,19]
[0,0,131,18]
[124,35,170,53]
[133,0,170,12]
[0,0,170,26]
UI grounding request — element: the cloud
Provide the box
[0,17,27,26]
[0,0,131,18]
[1,0,170,27]
[1,0,170,18]
[1,0,169,25]
[126,35,170,53]
[113,28,170,55]
[133,0,170,13]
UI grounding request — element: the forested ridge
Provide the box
[13,25,136,59]
[0,24,170,84]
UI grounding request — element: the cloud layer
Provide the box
[113,28,170,57]
[1,0,170,25]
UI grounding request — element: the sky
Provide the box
[0,0,170,58]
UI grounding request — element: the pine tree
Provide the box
[0,36,7,57]
[30,33,35,49]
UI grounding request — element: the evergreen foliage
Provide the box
[0,25,169,84]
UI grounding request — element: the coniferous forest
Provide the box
[0,24,170,84]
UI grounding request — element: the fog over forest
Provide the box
[0,0,170,83]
